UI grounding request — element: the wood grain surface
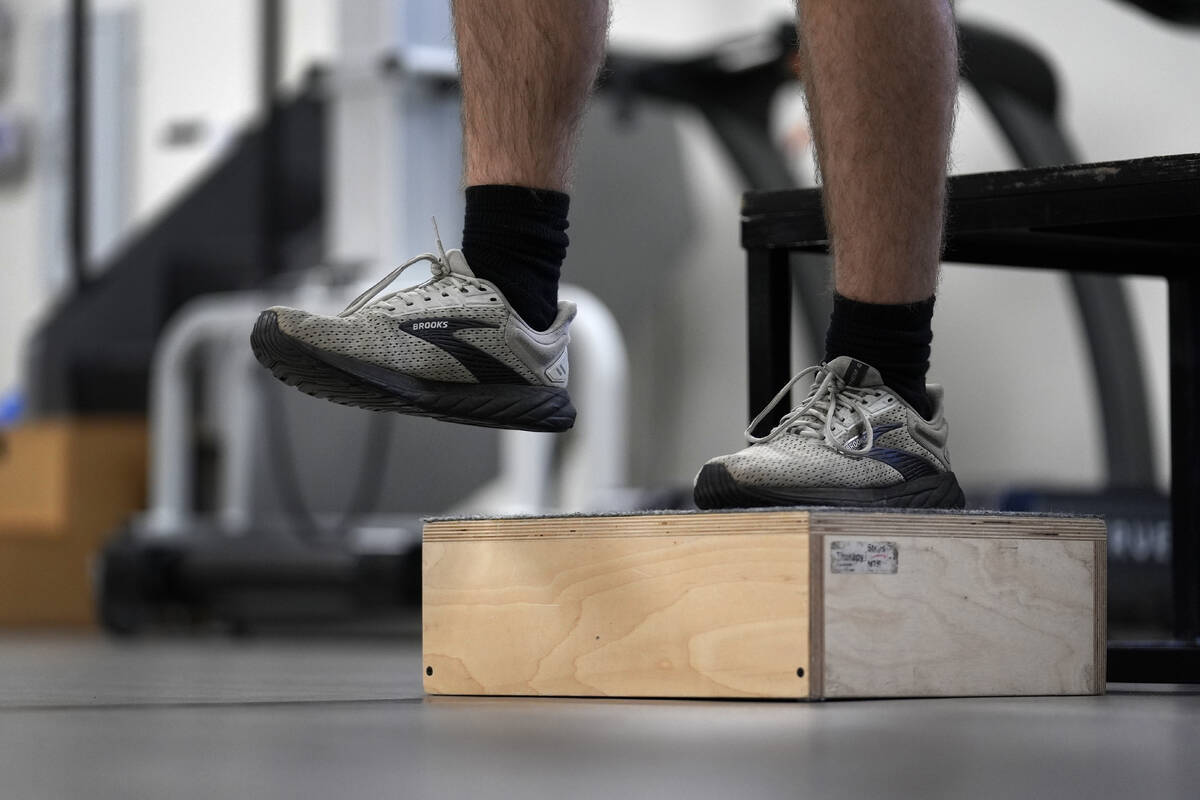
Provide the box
[424,514,811,698]
[424,510,1105,700]
[820,534,1101,698]
[811,510,1105,540]
[424,511,813,541]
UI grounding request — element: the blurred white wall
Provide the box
[0,0,1196,498]
[134,0,335,222]
[0,0,56,404]
[132,0,256,222]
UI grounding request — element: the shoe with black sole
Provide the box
[694,356,965,509]
[251,239,576,433]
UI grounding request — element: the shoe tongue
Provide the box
[445,249,476,278]
[824,356,884,388]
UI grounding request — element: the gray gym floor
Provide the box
[0,634,1196,799]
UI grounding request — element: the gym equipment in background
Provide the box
[26,87,326,414]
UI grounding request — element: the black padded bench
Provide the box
[741,153,1200,682]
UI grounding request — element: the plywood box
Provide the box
[423,510,1106,699]
[0,419,148,626]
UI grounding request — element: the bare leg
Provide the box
[453,0,610,192]
[696,4,964,509]
[797,0,958,304]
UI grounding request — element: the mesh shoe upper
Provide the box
[270,249,574,388]
[702,357,953,491]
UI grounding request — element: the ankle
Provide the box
[461,185,569,331]
[824,292,935,419]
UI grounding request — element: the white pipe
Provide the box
[145,296,255,534]
[451,430,557,516]
[144,287,340,536]
[215,344,259,533]
[556,285,630,511]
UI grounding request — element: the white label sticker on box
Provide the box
[830,541,898,574]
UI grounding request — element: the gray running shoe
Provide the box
[694,356,965,509]
[251,240,576,432]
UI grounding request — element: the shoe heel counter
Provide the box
[543,347,570,386]
[908,407,954,471]
[542,303,576,387]
[506,321,572,388]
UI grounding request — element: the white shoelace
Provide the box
[744,364,879,455]
[336,219,489,318]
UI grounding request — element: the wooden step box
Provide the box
[423,510,1106,699]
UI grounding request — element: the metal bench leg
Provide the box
[1169,275,1200,642]
[747,247,793,437]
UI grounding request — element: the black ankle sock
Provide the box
[461,184,569,331]
[824,292,935,419]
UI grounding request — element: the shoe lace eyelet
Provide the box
[442,292,449,297]
[489,297,497,302]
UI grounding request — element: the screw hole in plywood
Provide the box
[796,667,805,678]
[426,666,433,676]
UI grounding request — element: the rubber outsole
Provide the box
[693,463,967,510]
[250,310,576,433]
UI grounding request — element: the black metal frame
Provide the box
[69,0,90,288]
[741,154,1200,681]
[259,0,283,278]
